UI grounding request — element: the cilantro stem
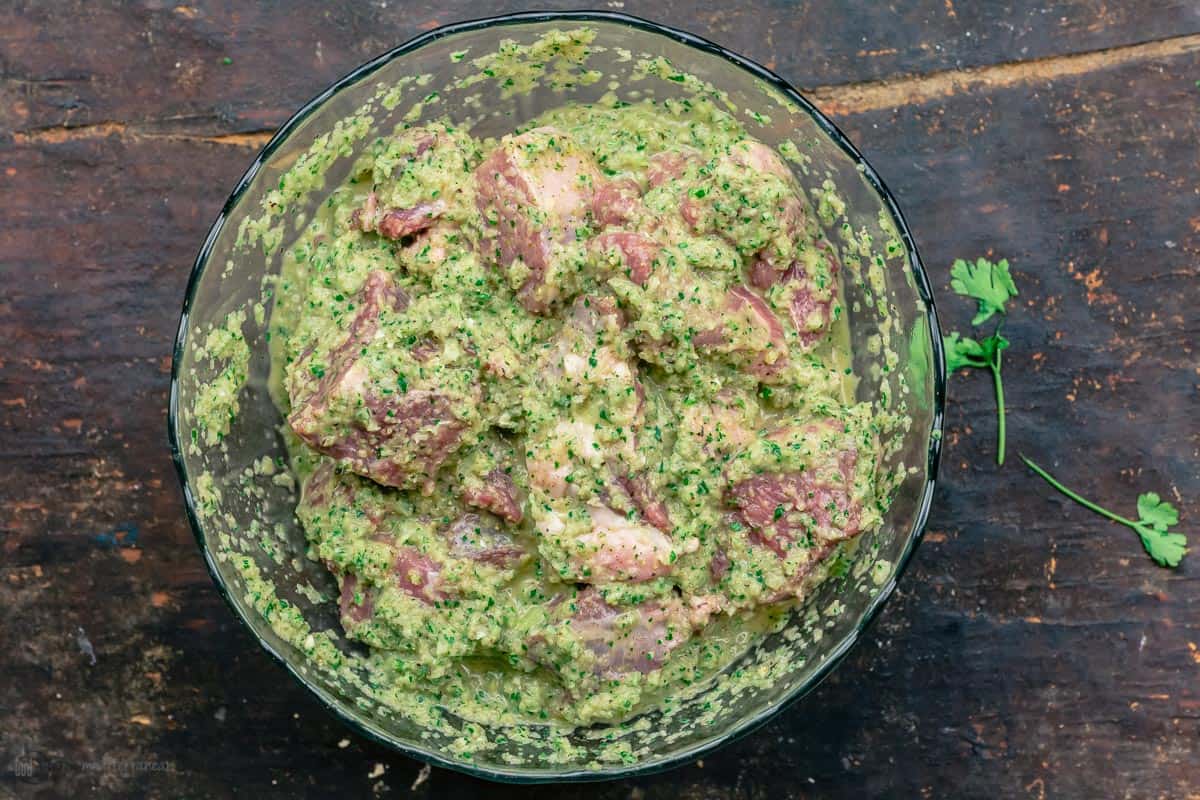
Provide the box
[1021,456,1136,528]
[991,351,1006,465]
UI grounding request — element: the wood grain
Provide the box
[4,1,1200,137]
[1,2,1197,798]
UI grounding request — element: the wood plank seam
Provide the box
[804,31,1200,115]
[9,122,275,148]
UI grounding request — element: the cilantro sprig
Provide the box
[1022,457,1188,568]
[938,254,1188,568]
[942,257,1017,464]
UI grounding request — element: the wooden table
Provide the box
[2,2,1197,797]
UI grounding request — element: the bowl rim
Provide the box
[167,9,946,784]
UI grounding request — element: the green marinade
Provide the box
[265,94,886,727]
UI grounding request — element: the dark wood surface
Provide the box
[2,2,1197,797]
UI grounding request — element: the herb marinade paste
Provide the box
[259,89,896,728]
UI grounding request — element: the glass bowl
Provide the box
[168,11,945,782]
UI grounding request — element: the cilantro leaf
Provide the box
[942,331,1010,463]
[1134,493,1186,567]
[950,257,1018,325]
[944,332,987,371]
[1022,457,1189,568]
[983,332,1010,361]
[945,331,1009,370]
[1136,492,1179,531]
[1138,526,1188,568]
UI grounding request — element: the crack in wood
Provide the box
[804,32,1200,115]
[10,121,274,148]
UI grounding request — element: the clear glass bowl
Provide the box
[168,11,945,782]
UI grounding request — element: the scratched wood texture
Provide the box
[2,1,1198,798]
